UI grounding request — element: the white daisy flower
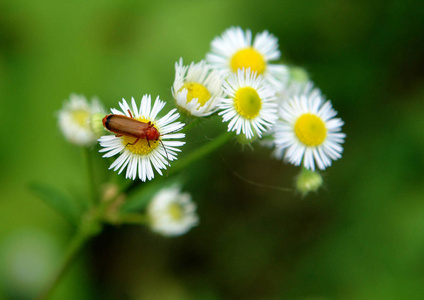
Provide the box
[273,94,346,170]
[172,58,223,117]
[260,81,320,146]
[219,68,278,139]
[58,94,105,146]
[98,95,185,182]
[263,78,321,154]
[147,186,198,237]
[206,26,289,88]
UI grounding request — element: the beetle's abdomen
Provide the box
[102,114,150,139]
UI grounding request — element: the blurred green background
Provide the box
[1,0,424,299]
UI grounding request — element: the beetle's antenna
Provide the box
[161,124,185,136]
[159,139,170,177]
[158,125,184,177]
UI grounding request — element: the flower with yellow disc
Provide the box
[147,186,198,237]
[58,94,105,146]
[98,96,185,181]
[172,58,223,117]
[219,68,278,139]
[273,94,345,170]
[206,26,288,88]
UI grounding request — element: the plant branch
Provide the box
[170,132,234,175]
[37,213,102,300]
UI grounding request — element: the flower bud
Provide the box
[289,67,310,83]
[235,131,258,146]
[90,112,108,138]
[295,168,323,196]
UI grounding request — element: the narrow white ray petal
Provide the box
[131,98,139,118]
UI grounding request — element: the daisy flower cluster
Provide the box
[57,26,346,196]
[41,26,349,298]
[55,25,347,242]
[172,26,345,178]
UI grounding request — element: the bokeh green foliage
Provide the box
[1,0,424,299]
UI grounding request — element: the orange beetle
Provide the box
[102,110,160,146]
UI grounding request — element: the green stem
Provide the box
[118,213,149,225]
[180,117,203,133]
[120,132,233,196]
[170,132,234,175]
[119,132,234,212]
[36,224,98,300]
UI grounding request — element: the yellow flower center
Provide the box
[121,117,160,155]
[72,109,90,128]
[294,114,327,146]
[167,202,184,221]
[230,47,266,75]
[180,82,211,106]
[234,87,262,119]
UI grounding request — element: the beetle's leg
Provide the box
[147,138,151,148]
[115,134,123,137]
[126,138,139,146]
[127,109,134,119]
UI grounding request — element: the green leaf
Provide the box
[29,182,82,226]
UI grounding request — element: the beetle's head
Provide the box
[146,126,160,141]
